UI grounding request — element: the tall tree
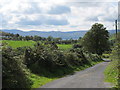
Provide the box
[82,23,110,55]
[33,35,42,41]
[47,36,54,41]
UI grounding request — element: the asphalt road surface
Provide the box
[41,61,112,88]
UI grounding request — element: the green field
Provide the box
[57,44,72,50]
[2,40,73,50]
[2,40,36,48]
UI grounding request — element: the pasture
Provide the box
[57,44,72,50]
[2,40,36,48]
[2,40,73,50]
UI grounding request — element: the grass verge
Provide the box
[104,50,119,88]
[29,74,56,88]
[104,59,118,88]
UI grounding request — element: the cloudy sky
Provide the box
[0,0,118,32]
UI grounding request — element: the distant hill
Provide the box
[1,29,119,40]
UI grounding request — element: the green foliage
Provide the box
[109,33,116,41]
[2,47,32,88]
[26,46,102,88]
[47,36,54,41]
[2,40,103,88]
[73,43,82,49]
[102,54,110,59]
[104,32,120,88]
[2,31,79,45]
[82,23,110,55]
[24,43,102,77]
[58,39,77,44]
[33,35,42,41]
[24,44,67,73]
[2,30,105,88]
[104,46,119,88]
[1,31,45,41]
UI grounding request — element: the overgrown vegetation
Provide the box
[2,47,32,88]
[2,42,102,88]
[2,23,112,88]
[104,32,120,88]
[24,42,102,76]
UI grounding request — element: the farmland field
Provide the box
[2,40,36,48]
[57,44,72,50]
[2,40,73,50]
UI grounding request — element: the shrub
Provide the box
[24,44,102,76]
[73,44,82,49]
[2,47,32,88]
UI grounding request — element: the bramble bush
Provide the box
[2,47,32,88]
[24,43,102,77]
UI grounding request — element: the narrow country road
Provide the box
[41,61,112,88]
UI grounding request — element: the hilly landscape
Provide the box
[1,1,120,89]
[1,29,118,40]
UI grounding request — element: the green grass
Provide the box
[109,34,116,41]
[29,73,56,88]
[104,60,118,87]
[2,40,36,48]
[104,51,119,88]
[57,44,72,50]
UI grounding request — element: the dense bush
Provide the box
[24,43,102,76]
[73,44,82,49]
[2,47,32,88]
[24,44,67,72]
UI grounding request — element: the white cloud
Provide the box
[0,0,118,31]
[69,0,118,2]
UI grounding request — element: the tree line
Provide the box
[1,31,79,44]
